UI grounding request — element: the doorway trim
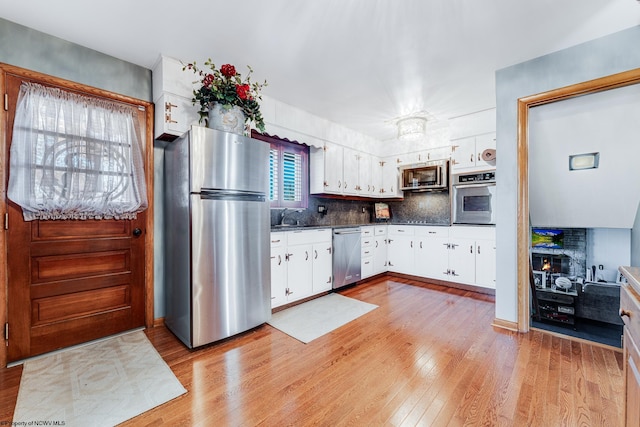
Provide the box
[0,63,155,367]
[517,68,640,331]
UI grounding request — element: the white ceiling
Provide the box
[1,0,639,142]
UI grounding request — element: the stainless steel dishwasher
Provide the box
[332,227,362,289]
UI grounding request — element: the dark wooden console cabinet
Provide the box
[535,288,577,326]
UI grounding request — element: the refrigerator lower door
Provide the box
[190,194,271,347]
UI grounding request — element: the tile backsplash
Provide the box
[270,191,451,227]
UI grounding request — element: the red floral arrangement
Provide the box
[184,59,267,131]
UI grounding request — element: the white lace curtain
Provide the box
[8,82,147,221]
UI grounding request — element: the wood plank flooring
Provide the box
[0,276,624,426]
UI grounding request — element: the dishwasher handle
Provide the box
[334,229,361,235]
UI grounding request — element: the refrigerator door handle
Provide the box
[199,190,265,202]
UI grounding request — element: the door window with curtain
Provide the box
[7,82,148,220]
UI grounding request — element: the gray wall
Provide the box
[495,25,640,323]
[0,18,151,101]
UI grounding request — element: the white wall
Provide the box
[587,228,631,282]
[529,85,640,229]
[449,108,496,140]
[495,25,640,323]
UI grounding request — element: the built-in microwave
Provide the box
[400,160,449,191]
[452,171,496,225]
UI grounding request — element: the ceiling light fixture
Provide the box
[397,117,427,141]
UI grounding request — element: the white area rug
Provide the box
[268,293,378,343]
[12,330,186,426]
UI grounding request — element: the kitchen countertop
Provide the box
[619,266,640,295]
[270,222,460,231]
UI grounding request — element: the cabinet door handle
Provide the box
[477,245,481,254]
[305,251,309,261]
[478,153,481,161]
[375,240,378,248]
[410,241,413,248]
[327,276,332,284]
[470,154,474,162]
[420,241,423,249]
[315,250,318,259]
[620,308,631,318]
[278,255,282,265]
[327,247,332,254]
[338,180,342,188]
[470,245,473,253]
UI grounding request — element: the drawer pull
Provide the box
[620,308,631,318]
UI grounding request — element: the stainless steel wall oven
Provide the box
[452,170,496,225]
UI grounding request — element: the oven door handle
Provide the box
[453,183,496,189]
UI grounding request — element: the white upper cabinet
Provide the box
[381,157,401,198]
[310,143,402,199]
[451,132,496,172]
[370,157,384,197]
[152,55,199,141]
[358,152,374,196]
[310,142,344,194]
[342,147,360,196]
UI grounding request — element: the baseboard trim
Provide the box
[492,318,519,332]
[386,272,496,296]
[153,317,165,328]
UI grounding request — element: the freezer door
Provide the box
[189,126,269,194]
[190,194,271,347]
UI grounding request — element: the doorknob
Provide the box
[133,228,142,237]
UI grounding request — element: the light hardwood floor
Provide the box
[0,276,624,426]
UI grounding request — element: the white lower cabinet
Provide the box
[414,227,450,280]
[270,233,288,308]
[271,225,495,309]
[448,226,496,289]
[383,224,496,290]
[474,238,497,288]
[270,228,333,309]
[312,240,333,293]
[361,227,375,279]
[445,237,477,284]
[387,225,415,274]
[373,226,388,275]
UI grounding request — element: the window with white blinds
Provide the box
[269,147,279,202]
[256,132,308,209]
[282,150,302,202]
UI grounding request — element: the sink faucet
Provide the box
[280,208,290,225]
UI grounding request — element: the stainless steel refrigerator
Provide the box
[163,126,271,348]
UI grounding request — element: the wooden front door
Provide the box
[4,71,149,363]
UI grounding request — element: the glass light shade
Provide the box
[569,152,599,170]
[397,117,427,141]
